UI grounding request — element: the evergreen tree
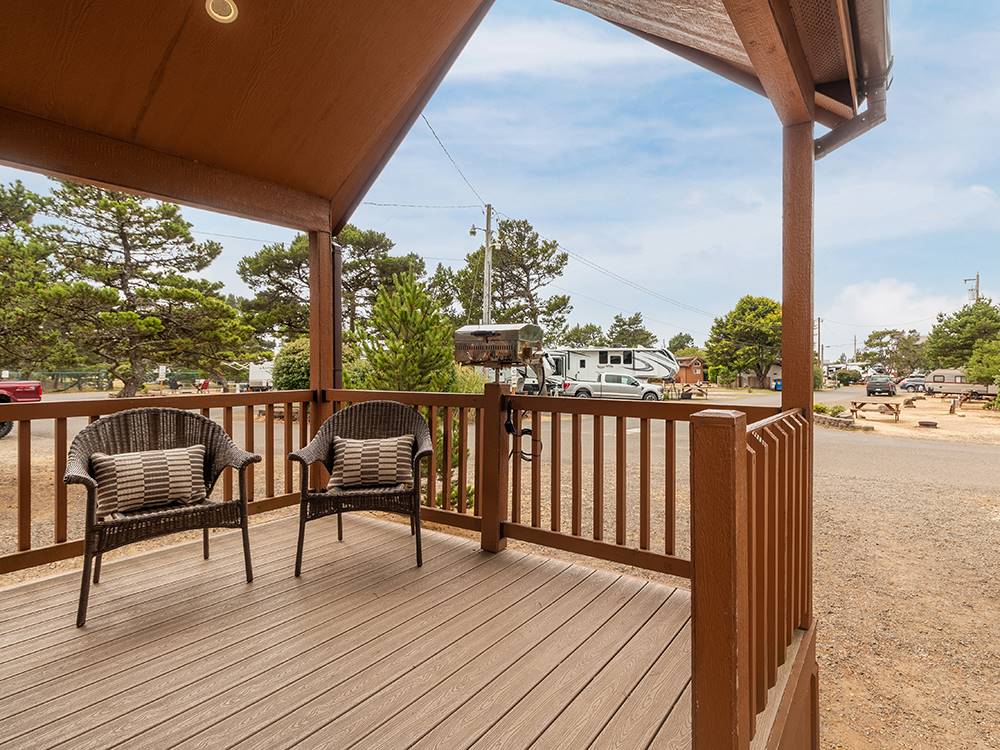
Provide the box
[44,182,264,396]
[668,332,695,351]
[562,323,606,347]
[606,313,657,347]
[925,299,1000,368]
[360,273,454,392]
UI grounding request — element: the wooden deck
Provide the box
[0,514,692,749]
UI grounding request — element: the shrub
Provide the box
[272,337,310,390]
[813,402,845,417]
[836,368,863,385]
[812,403,829,414]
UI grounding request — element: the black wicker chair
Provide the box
[289,400,432,574]
[65,407,261,627]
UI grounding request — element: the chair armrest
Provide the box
[217,437,262,471]
[413,429,434,463]
[64,454,97,490]
[288,432,330,467]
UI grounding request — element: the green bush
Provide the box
[812,403,829,414]
[272,337,310,390]
[813,402,845,417]
[836,368,863,385]
[813,363,823,389]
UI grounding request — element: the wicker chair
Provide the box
[289,400,432,574]
[65,408,261,627]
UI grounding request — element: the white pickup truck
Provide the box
[562,372,662,400]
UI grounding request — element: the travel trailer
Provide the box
[924,368,998,398]
[542,348,680,382]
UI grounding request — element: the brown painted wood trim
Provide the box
[325,389,486,409]
[0,107,331,231]
[721,0,814,125]
[54,418,68,544]
[503,522,691,579]
[0,390,314,421]
[17,421,31,551]
[508,396,778,423]
[421,506,482,532]
[328,1,496,231]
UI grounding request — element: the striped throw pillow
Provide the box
[92,445,207,517]
[328,435,415,490]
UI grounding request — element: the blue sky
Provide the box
[3,0,998,361]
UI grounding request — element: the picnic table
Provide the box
[849,396,907,422]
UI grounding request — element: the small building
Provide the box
[675,356,705,384]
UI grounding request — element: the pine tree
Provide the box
[360,273,455,392]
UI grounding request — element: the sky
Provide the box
[3,0,998,362]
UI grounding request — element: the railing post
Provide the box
[691,409,750,750]
[480,382,509,553]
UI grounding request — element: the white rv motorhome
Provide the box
[542,348,680,382]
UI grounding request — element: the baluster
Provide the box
[664,420,676,555]
[550,411,561,531]
[751,432,769,713]
[265,404,275,498]
[639,417,650,550]
[593,414,603,540]
[54,417,68,544]
[244,405,255,502]
[284,401,293,494]
[458,407,468,513]
[531,410,541,527]
[615,416,626,545]
[18,421,31,551]
[761,426,779,687]
[510,409,520,523]
[428,406,438,508]
[474,408,483,516]
[223,406,234,501]
[571,413,581,536]
[443,406,453,512]
[299,400,310,491]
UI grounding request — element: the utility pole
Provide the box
[815,316,822,368]
[470,203,495,325]
[964,273,981,302]
[853,335,857,360]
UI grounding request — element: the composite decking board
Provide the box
[469,585,677,750]
[43,548,516,748]
[0,520,429,696]
[590,622,692,748]
[649,683,692,749]
[0,519,381,643]
[0,516,696,750]
[1,538,473,745]
[399,576,649,750]
[216,559,577,750]
[0,513,304,615]
[82,553,543,750]
[370,575,644,749]
[529,592,691,749]
[165,558,564,750]
[297,567,609,749]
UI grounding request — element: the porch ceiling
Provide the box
[0,0,490,230]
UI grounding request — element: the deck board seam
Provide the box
[646,676,692,749]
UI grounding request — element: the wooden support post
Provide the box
[309,229,335,488]
[782,120,815,629]
[480,382,509,553]
[691,409,750,750]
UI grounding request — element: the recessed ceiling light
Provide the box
[206,0,238,24]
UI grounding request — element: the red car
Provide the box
[0,379,43,439]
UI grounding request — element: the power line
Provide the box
[361,201,481,209]
[420,114,486,206]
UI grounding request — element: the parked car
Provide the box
[0,379,43,439]
[562,372,662,400]
[896,374,925,392]
[866,374,896,397]
[924,368,999,399]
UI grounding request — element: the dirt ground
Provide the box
[835,393,1000,445]
[1,402,997,748]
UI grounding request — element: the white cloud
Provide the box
[449,18,682,81]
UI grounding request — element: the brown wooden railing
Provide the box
[0,390,315,574]
[688,407,812,747]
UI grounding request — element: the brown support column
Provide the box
[782,121,815,630]
[690,409,750,750]
[480,382,509,553]
[781,122,815,417]
[332,241,344,390]
[309,229,334,488]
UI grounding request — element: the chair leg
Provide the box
[203,528,210,560]
[294,501,307,577]
[77,542,94,628]
[241,515,253,583]
[413,509,422,567]
[410,513,415,535]
[93,553,102,584]
[337,510,343,542]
